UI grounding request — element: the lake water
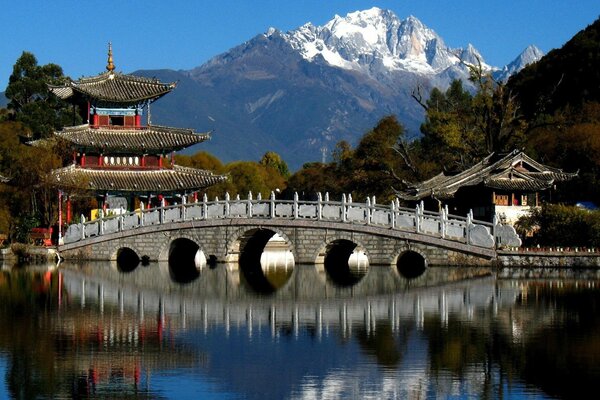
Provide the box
[0,259,599,399]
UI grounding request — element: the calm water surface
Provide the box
[0,259,599,399]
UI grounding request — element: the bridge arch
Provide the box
[227,227,295,294]
[312,234,371,287]
[113,246,141,272]
[394,249,428,279]
[157,234,208,284]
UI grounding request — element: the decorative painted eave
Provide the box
[48,164,227,193]
[46,124,211,153]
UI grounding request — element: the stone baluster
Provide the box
[181,195,187,221]
[257,192,262,200]
[203,193,208,219]
[390,200,396,229]
[293,192,299,219]
[492,214,498,245]
[325,192,329,202]
[99,209,105,235]
[440,205,446,239]
[81,215,86,240]
[160,197,166,224]
[270,191,276,218]
[366,197,372,225]
[140,201,145,226]
[119,207,125,231]
[248,191,253,218]
[466,209,473,244]
[348,193,353,203]
[415,203,421,233]
[341,194,347,222]
[317,192,323,220]
[225,192,231,217]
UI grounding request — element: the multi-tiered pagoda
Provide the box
[46,44,225,226]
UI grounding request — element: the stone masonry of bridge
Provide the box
[58,193,519,266]
[59,219,496,266]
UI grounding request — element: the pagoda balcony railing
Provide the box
[63,192,521,249]
[89,124,147,130]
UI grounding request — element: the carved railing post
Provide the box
[225,192,230,217]
[325,192,329,202]
[203,193,208,219]
[492,214,498,244]
[466,209,473,244]
[181,195,187,221]
[119,207,125,231]
[293,192,299,219]
[248,191,253,218]
[99,209,105,235]
[140,201,145,226]
[317,192,323,220]
[440,205,446,239]
[341,194,347,222]
[81,215,86,240]
[366,197,372,225]
[160,197,165,224]
[390,200,396,228]
[415,203,421,233]
[270,191,276,218]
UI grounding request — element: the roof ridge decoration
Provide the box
[396,150,577,201]
[107,42,115,73]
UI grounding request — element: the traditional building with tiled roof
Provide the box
[396,150,577,224]
[46,44,226,239]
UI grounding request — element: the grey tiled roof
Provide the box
[396,150,578,201]
[49,72,175,104]
[52,124,210,153]
[49,165,227,193]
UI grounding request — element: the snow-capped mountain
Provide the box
[143,8,543,170]
[279,7,496,79]
[493,45,544,82]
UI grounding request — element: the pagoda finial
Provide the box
[106,42,115,73]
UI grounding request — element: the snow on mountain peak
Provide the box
[283,8,468,76]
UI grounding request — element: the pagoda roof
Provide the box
[48,71,176,104]
[50,124,210,153]
[396,150,578,201]
[49,165,227,194]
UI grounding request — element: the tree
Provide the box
[416,63,526,173]
[0,120,63,241]
[5,51,78,139]
[259,151,290,178]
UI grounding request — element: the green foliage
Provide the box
[509,17,600,119]
[0,120,63,240]
[515,204,600,247]
[5,51,79,139]
[286,116,412,202]
[419,73,525,172]
[260,151,290,178]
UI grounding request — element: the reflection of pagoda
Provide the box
[46,44,226,224]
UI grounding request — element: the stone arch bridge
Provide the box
[58,193,520,268]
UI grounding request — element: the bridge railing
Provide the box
[63,192,516,249]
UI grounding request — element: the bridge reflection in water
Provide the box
[11,261,598,399]
[60,255,500,340]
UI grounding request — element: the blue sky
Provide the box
[1,1,598,89]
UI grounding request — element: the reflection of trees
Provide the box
[355,322,410,369]
[421,281,600,400]
[0,270,200,399]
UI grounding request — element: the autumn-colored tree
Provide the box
[0,120,64,241]
[260,151,290,178]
